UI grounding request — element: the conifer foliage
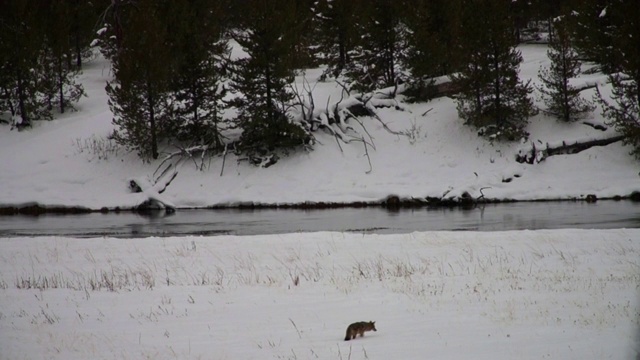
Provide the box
[538,20,594,122]
[41,0,87,115]
[0,0,47,127]
[3,0,640,163]
[0,0,87,128]
[567,0,618,74]
[103,0,229,161]
[404,0,462,100]
[230,0,311,160]
[452,0,536,142]
[168,0,230,150]
[343,0,407,93]
[406,0,461,79]
[313,0,361,76]
[105,0,174,160]
[595,0,640,158]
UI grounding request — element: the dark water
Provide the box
[0,201,639,238]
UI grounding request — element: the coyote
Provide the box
[344,321,377,341]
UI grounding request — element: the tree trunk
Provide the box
[265,62,273,122]
[516,135,625,164]
[72,0,82,68]
[147,77,159,159]
[58,56,65,114]
[16,68,29,128]
[493,45,501,126]
[192,79,199,124]
[386,31,395,86]
[338,27,347,70]
[75,33,82,68]
[636,74,640,111]
[561,47,569,122]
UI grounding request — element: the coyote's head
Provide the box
[367,321,377,331]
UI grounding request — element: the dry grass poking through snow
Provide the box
[0,230,639,359]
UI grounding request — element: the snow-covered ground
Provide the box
[0,44,638,210]
[1,230,638,359]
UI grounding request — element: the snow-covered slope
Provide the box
[0,44,637,210]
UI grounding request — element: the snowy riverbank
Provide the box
[0,44,639,212]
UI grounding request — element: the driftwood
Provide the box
[582,121,607,131]
[516,135,625,164]
[129,173,177,213]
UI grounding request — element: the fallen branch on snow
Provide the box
[516,135,625,164]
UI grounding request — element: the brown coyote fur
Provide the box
[344,321,377,341]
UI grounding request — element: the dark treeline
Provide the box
[0,0,94,128]
[1,0,639,161]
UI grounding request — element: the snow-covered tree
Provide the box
[106,0,174,160]
[406,0,461,79]
[538,20,594,122]
[595,0,640,158]
[0,0,85,128]
[532,0,566,43]
[404,0,462,101]
[231,0,311,160]
[41,0,86,114]
[343,0,408,93]
[68,0,99,69]
[452,0,537,142]
[313,0,363,76]
[168,0,230,150]
[567,0,618,74]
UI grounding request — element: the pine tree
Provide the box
[510,0,532,44]
[41,0,86,114]
[93,0,137,62]
[313,0,362,76]
[404,0,462,100]
[343,0,408,93]
[290,0,318,69]
[406,0,461,79]
[0,0,104,129]
[538,20,594,122]
[68,0,98,69]
[168,0,230,150]
[595,0,640,158]
[532,0,568,43]
[0,43,12,123]
[106,0,174,160]
[452,0,537,142]
[567,0,618,73]
[0,0,52,128]
[231,0,311,160]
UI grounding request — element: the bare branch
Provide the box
[362,101,404,136]
[334,79,351,99]
[361,137,373,174]
[350,116,376,151]
[478,187,491,201]
[157,171,178,194]
[220,143,228,177]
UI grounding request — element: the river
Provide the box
[0,200,639,238]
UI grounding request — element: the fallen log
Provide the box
[516,135,625,164]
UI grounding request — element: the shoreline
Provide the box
[1,191,638,216]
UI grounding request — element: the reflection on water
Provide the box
[0,201,639,238]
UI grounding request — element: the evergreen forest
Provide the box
[1,0,639,162]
